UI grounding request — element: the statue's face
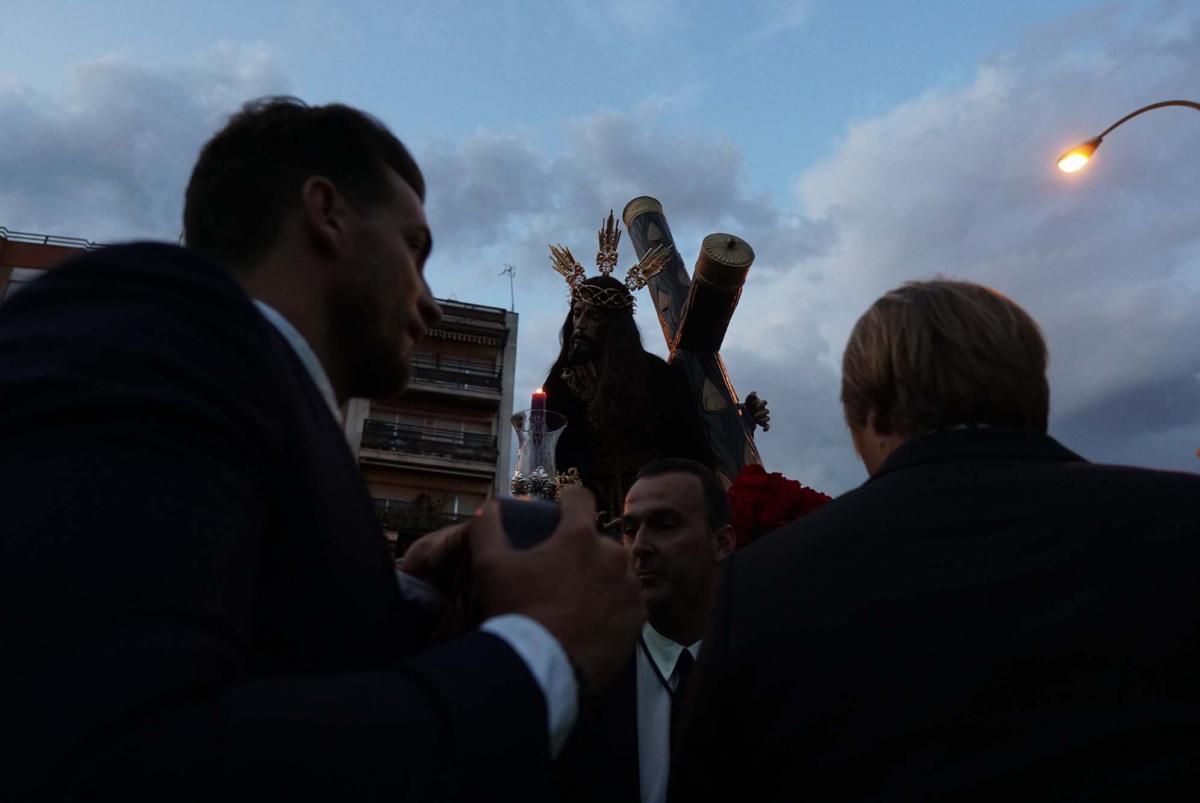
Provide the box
[568,301,608,364]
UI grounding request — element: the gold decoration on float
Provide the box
[549,210,673,311]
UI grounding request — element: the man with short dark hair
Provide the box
[0,97,644,801]
[555,458,734,803]
[672,279,1200,802]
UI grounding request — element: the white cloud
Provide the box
[567,0,686,39]
[0,42,288,241]
[732,2,1200,484]
[4,5,1198,496]
[421,3,1200,494]
[739,0,814,46]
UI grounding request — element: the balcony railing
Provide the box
[374,497,473,533]
[362,419,499,463]
[411,354,501,392]
[0,225,106,250]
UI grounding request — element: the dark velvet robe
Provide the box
[543,352,714,516]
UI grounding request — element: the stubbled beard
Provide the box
[567,334,597,364]
[328,283,409,400]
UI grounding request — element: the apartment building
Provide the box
[2,227,518,557]
[343,300,518,556]
[0,227,103,301]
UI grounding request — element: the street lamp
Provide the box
[1056,99,1200,173]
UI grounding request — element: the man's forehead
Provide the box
[383,168,426,218]
[624,472,704,514]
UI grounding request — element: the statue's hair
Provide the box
[546,276,656,440]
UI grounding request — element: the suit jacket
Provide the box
[673,428,1200,803]
[553,657,641,803]
[0,244,548,802]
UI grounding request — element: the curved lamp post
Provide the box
[1056,99,1200,173]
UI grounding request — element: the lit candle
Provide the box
[530,388,546,454]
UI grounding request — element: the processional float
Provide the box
[511,197,763,499]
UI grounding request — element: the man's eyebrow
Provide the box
[626,507,683,525]
[649,507,684,521]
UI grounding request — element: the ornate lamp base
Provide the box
[511,467,583,501]
[511,466,558,500]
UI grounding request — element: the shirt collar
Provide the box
[641,621,701,682]
[253,300,342,423]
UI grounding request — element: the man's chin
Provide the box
[638,575,669,601]
[567,340,594,364]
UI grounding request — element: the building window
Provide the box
[1,268,44,303]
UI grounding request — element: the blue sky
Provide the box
[4,0,1100,191]
[3,0,1198,492]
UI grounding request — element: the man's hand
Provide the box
[744,391,771,432]
[399,521,470,594]
[468,487,645,692]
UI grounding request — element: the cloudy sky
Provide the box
[3,0,1198,493]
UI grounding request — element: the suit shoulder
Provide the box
[1,242,271,357]
[31,242,251,309]
[0,243,285,440]
[1057,460,1200,511]
[1067,459,1200,485]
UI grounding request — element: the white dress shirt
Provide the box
[636,622,701,803]
[254,299,578,756]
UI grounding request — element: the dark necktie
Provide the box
[669,648,695,750]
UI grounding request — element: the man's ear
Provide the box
[300,176,353,260]
[712,524,736,561]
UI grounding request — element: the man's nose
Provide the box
[419,285,443,329]
[630,528,654,557]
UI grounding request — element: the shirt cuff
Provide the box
[395,570,444,611]
[481,614,579,758]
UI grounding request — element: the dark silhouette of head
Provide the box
[184,96,424,273]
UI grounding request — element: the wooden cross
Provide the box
[622,197,763,485]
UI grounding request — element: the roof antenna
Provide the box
[499,264,516,311]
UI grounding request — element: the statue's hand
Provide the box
[744,391,771,433]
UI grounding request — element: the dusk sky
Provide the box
[2,0,1198,493]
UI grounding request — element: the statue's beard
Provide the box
[567,334,598,365]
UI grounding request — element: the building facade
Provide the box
[343,300,518,556]
[0,227,103,302]
[2,227,518,557]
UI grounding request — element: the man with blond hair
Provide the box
[672,280,1200,802]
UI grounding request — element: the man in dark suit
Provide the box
[673,280,1200,802]
[556,458,734,803]
[0,98,644,801]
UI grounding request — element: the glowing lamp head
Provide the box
[1056,136,1102,173]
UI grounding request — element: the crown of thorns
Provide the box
[549,211,672,311]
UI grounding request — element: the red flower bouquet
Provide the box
[727,464,832,548]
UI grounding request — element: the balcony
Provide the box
[362,419,499,464]
[374,497,472,531]
[374,497,473,556]
[410,354,502,393]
